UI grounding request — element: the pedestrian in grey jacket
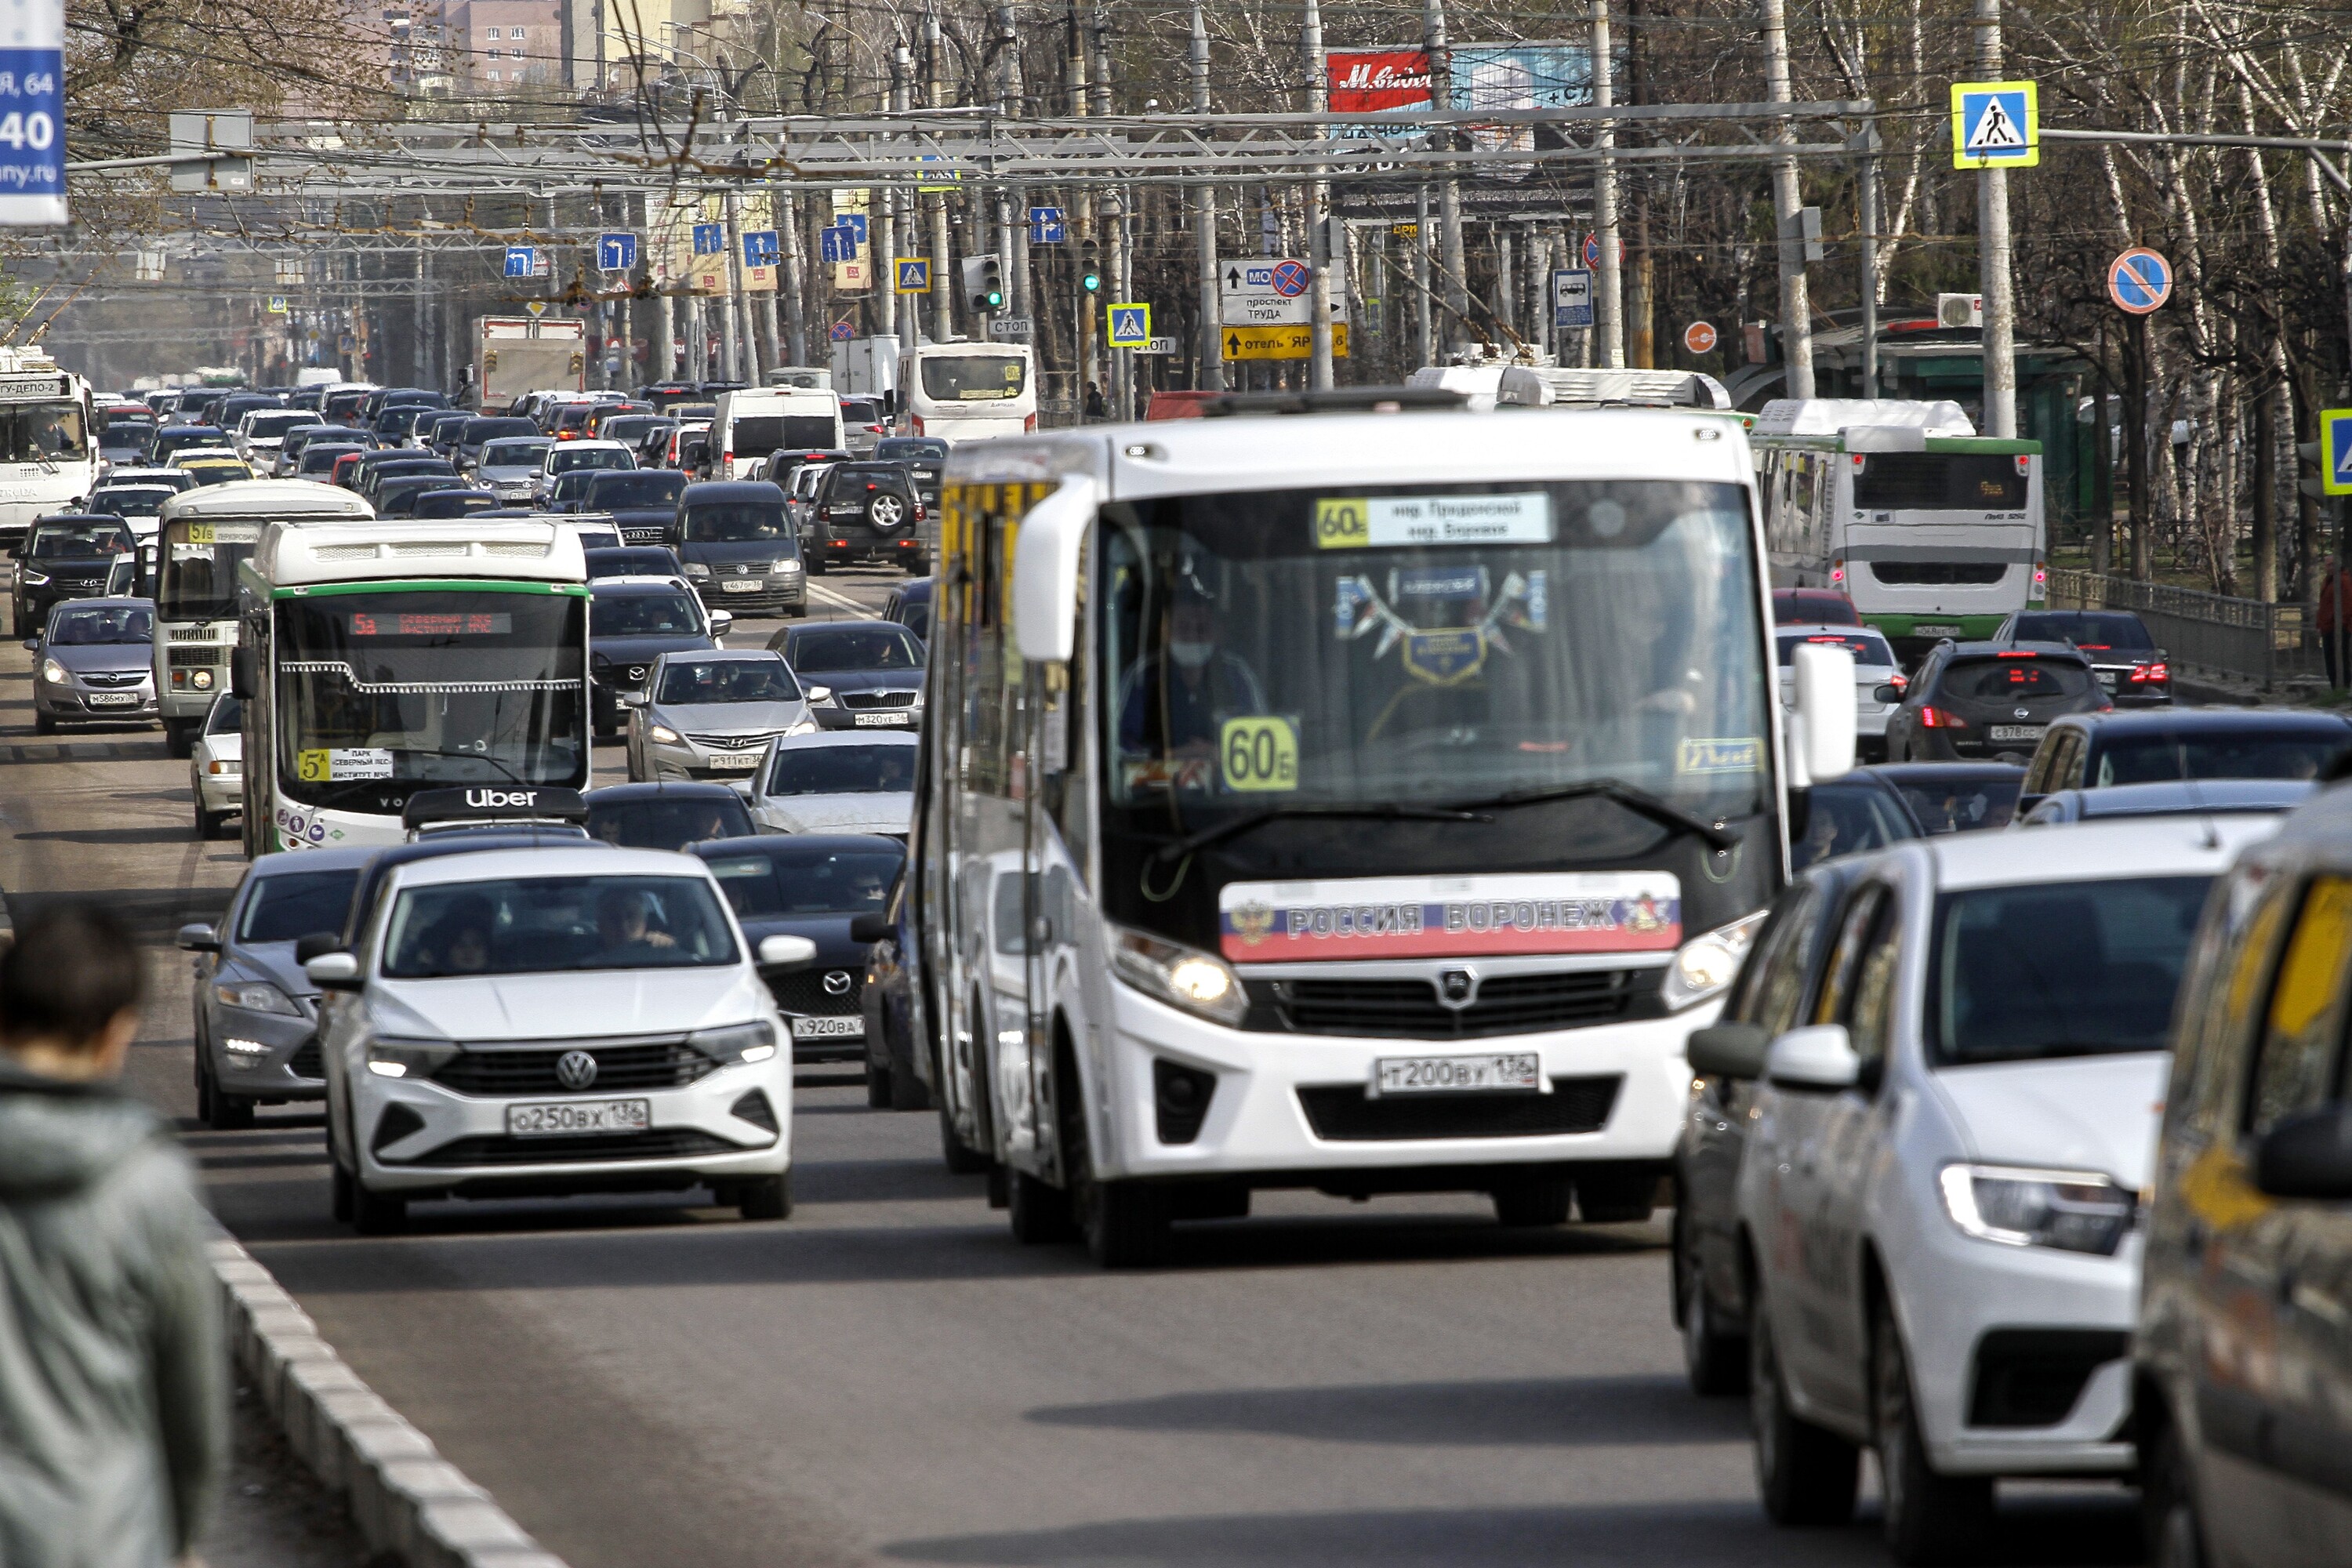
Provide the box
[0,902,223,1568]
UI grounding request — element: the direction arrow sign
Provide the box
[1222,323,1352,361]
[820,226,858,264]
[692,222,726,256]
[1107,303,1152,349]
[503,245,536,279]
[2323,409,2352,497]
[2107,247,2172,315]
[742,230,781,269]
[1220,257,1347,327]
[895,257,931,293]
[597,232,638,272]
[1552,268,1594,330]
[1951,80,2039,169]
[1029,205,1065,244]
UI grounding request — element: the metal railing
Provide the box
[2045,568,2324,688]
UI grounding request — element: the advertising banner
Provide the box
[1328,49,1432,114]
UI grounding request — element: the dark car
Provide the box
[151,425,228,465]
[882,577,931,642]
[588,577,724,737]
[13,514,137,632]
[766,620,925,731]
[1788,770,1922,870]
[854,862,932,1108]
[1675,855,1867,1393]
[693,834,905,1065]
[1994,608,2172,706]
[408,488,502,519]
[768,447,849,506]
[348,450,448,497]
[213,393,284,431]
[583,468,691,545]
[1772,587,1862,628]
[640,381,701,412]
[297,442,366,479]
[1860,761,2025,835]
[1883,640,2107,764]
[598,415,670,459]
[452,416,539,471]
[670,481,804,618]
[99,419,155,465]
[585,545,684,580]
[417,409,472,455]
[2015,706,2352,814]
[373,474,469,517]
[584,781,756,851]
[804,462,926,573]
[2014,777,2317,826]
[873,437,946,510]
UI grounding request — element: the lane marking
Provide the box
[807,582,881,619]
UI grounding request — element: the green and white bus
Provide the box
[233,517,590,854]
[1753,398,2044,658]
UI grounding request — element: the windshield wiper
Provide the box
[1149,800,1492,865]
[1441,779,1738,853]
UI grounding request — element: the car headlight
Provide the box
[38,658,64,684]
[805,684,834,706]
[690,1019,778,1065]
[1109,922,1247,1027]
[214,980,299,1016]
[784,717,818,736]
[1937,1163,2139,1256]
[366,1036,459,1079]
[20,568,49,586]
[1660,909,1768,1012]
[774,558,801,574]
[684,564,711,579]
[649,723,682,745]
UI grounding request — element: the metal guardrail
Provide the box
[2045,568,2325,688]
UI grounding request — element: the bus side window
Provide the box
[966,497,1011,797]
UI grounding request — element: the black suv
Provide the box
[12,514,136,633]
[1993,608,2173,706]
[1883,639,2107,764]
[805,462,926,573]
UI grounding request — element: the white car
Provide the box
[1777,622,1903,761]
[306,844,812,1233]
[745,731,916,837]
[535,438,635,506]
[190,692,242,839]
[1729,814,2278,1560]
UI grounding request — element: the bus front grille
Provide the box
[1296,1075,1621,1141]
[1254,970,1648,1039]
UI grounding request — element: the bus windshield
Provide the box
[920,355,1026,402]
[1102,480,1768,818]
[0,401,89,463]
[159,520,263,622]
[272,590,587,810]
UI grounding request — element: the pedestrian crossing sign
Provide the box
[1951,81,2038,169]
[1107,303,1151,349]
[2322,409,2352,497]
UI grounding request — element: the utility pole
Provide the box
[895,31,919,368]
[1304,0,1334,389]
[926,9,953,343]
[1425,0,1467,354]
[1591,0,1622,367]
[1857,125,1881,397]
[1760,0,1815,397]
[1976,0,2017,436]
[1414,187,1432,367]
[1191,0,1223,389]
[1068,2,1096,397]
[721,189,744,383]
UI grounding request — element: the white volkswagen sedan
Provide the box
[745,730,916,838]
[307,844,811,1233]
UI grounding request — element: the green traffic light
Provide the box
[1082,272,1102,293]
[986,289,1004,308]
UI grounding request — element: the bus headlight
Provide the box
[1660,910,1768,1013]
[190,669,213,690]
[1109,923,1247,1028]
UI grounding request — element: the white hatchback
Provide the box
[1729,815,2278,1561]
[307,844,811,1233]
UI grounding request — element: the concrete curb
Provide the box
[204,1219,568,1568]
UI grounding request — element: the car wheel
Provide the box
[1679,1225,1748,1397]
[208,1083,254,1131]
[864,1056,891,1109]
[2143,1409,2205,1568]
[887,1025,932,1111]
[196,808,223,840]
[938,1095,991,1175]
[1874,1298,1994,1563]
[330,1162,354,1224]
[1751,1284,1859,1526]
[194,1056,215,1123]
[32,710,54,735]
[1576,1165,1659,1223]
[351,1181,406,1236]
[1492,1172,1571,1227]
[807,554,828,575]
[1008,1167,1076,1244]
[738,1172,793,1221]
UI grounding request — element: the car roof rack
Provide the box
[1196,387,1472,418]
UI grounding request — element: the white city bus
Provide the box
[910,406,1857,1265]
[154,481,375,757]
[0,349,97,547]
[903,342,1036,443]
[1752,398,2045,659]
[234,518,590,855]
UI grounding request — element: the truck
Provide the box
[829,337,899,407]
[474,316,586,410]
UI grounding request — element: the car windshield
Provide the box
[301,447,361,473]
[0,401,90,462]
[789,626,924,672]
[586,550,677,579]
[589,473,687,509]
[383,875,739,977]
[550,446,633,475]
[31,522,132,558]
[1777,630,1893,666]
[2092,731,2348,786]
[592,590,701,637]
[247,413,317,437]
[765,744,916,796]
[1927,875,2213,1065]
[205,695,241,735]
[1938,657,2091,702]
[874,438,947,465]
[1887,773,2021,833]
[482,440,552,468]
[48,604,152,644]
[706,846,903,917]
[656,658,800,705]
[585,797,755,850]
[1102,479,1769,815]
[1773,592,1860,626]
[1790,779,1915,869]
[238,869,360,944]
[91,488,172,517]
[920,354,1027,401]
[2013,612,2154,652]
[684,503,787,543]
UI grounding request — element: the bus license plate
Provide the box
[791,1016,863,1039]
[505,1098,651,1138]
[706,752,761,770]
[85,692,140,706]
[854,712,909,727]
[1988,724,2044,742]
[1913,623,1963,637]
[1374,1053,1542,1095]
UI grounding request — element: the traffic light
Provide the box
[960,253,1004,314]
[1080,239,1102,294]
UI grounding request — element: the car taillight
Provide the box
[1888,673,1907,691]
[1919,706,1968,729]
[2132,662,2169,684]
[915,504,927,520]
[911,416,924,434]
[1024,413,1038,433]
[1829,564,1845,583]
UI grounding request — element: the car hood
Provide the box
[593,633,713,666]
[753,791,913,837]
[1932,1051,2169,1189]
[26,554,123,576]
[225,942,323,1005]
[605,504,677,528]
[368,965,771,1044]
[44,642,152,675]
[480,466,538,484]
[739,914,868,971]
[652,700,808,735]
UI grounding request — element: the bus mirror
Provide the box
[1012,475,1099,665]
[1790,642,1856,782]
[230,645,257,701]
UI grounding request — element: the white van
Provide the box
[714,387,844,481]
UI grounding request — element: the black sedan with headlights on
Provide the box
[765,620,926,731]
[692,833,906,1064]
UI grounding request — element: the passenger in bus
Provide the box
[1116,587,1266,760]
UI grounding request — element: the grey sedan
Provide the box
[626,648,815,782]
[24,597,158,733]
[178,848,372,1129]
[476,436,554,504]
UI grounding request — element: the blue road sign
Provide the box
[742,230,780,268]
[895,257,931,293]
[820,226,858,264]
[1029,205,1066,245]
[597,232,638,271]
[1552,268,1594,329]
[2322,408,2352,497]
[691,222,725,256]
[829,320,855,342]
[0,20,65,226]
[2107,247,2172,315]
[1107,303,1151,348]
[1951,81,2039,169]
[839,212,869,249]
[503,245,535,278]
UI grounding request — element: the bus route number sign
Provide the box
[1221,716,1298,793]
[1314,496,1369,549]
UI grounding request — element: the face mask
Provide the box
[1170,639,1214,670]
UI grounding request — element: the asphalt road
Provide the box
[0,563,2143,1568]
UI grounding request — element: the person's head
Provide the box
[0,902,143,1080]
[1167,591,1216,670]
[439,895,495,972]
[598,887,652,944]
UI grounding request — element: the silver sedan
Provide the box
[626,648,816,782]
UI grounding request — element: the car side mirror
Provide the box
[1788,643,1857,785]
[1873,684,1903,704]
[2255,1102,2352,1200]
[2014,793,2047,818]
[19,637,35,652]
[303,951,364,992]
[293,931,344,964]
[620,690,648,707]
[709,610,735,636]
[756,933,816,972]
[176,922,220,953]
[1766,1024,1860,1091]
[1686,1022,1769,1080]
[849,912,891,944]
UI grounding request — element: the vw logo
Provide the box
[1436,969,1477,1009]
[554,1049,599,1091]
[822,970,854,996]
[2013,707,2030,719]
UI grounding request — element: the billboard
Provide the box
[1453,43,1597,177]
[1328,49,1432,115]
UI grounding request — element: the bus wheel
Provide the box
[1065,1090,1171,1268]
[1008,1167,1076,1244]
[163,720,194,759]
[938,1097,989,1175]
